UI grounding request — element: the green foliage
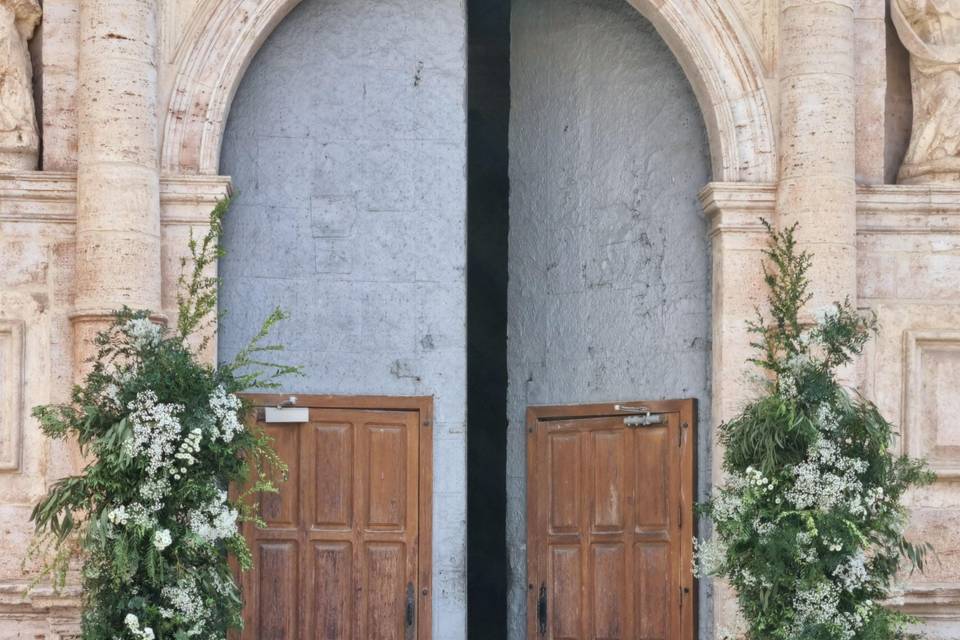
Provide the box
[697,221,935,640]
[28,200,300,639]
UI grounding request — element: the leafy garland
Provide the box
[696,221,935,640]
[29,200,300,639]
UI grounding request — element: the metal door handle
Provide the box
[405,582,415,637]
[537,583,547,635]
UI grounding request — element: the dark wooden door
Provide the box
[240,396,432,640]
[526,400,695,640]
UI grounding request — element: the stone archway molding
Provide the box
[625,0,776,182]
[161,0,776,182]
[161,0,302,175]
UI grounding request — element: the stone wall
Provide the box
[507,1,712,637]
[217,0,468,637]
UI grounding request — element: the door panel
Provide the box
[240,397,431,640]
[527,400,695,640]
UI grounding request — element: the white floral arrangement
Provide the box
[696,222,933,640]
[29,201,299,639]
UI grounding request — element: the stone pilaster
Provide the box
[73,0,162,373]
[701,182,774,638]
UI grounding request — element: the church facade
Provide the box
[0,0,959,638]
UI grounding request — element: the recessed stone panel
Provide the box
[0,319,24,472]
[904,330,960,479]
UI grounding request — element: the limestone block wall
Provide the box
[216,0,468,637]
[507,1,712,638]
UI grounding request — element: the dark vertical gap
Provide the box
[466,0,510,637]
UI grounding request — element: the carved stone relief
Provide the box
[893,0,960,183]
[0,0,39,170]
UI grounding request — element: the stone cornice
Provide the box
[700,182,960,235]
[0,581,81,613]
[0,171,232,224]
[857,184,960,234]
[889,584,960,620]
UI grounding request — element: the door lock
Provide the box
[537,583,547,635]
[405,582,415,639]
[624,412,666,427]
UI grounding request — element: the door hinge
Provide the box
[405,582,415,639]
[537,583,547,636]
[679,421,688,447]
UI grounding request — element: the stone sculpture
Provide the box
[0,0,40,171]
[893,0,960,183]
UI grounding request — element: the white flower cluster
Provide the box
[138,477,171,512]
[109,502,156,529]
[160,575,208,636]
[710,488,744,523]
[153,529,172,551]
[693,536,727,578]
[124,613,155,640]
[107,505,130,526]
[832,550,869,593]
[124,391,186,478]
[791,581,871,640]
[815,402,840,432]
[785,438,867,513]
[209,386,244,443]
[186,490,238,544]
[124,318,162,349]
[745,466,775,493]
[173,428,203,480]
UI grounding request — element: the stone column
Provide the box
[73,0,162,371]
[777,0,858,311]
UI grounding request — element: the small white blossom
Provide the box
[107,505,129,526]
[153,529,172,551]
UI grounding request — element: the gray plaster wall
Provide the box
[217,0,467,636]
[507,0,712,638]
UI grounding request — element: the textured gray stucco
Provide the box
[507,1,713,638]
[218,0,467,637]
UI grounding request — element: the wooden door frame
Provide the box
[242,393,434,640]
[525,399,697,639]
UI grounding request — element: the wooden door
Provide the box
[240,395,432,640]
[526,400,695,640]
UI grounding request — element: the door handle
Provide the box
[537,583,547,635]
[405,581,415,638]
